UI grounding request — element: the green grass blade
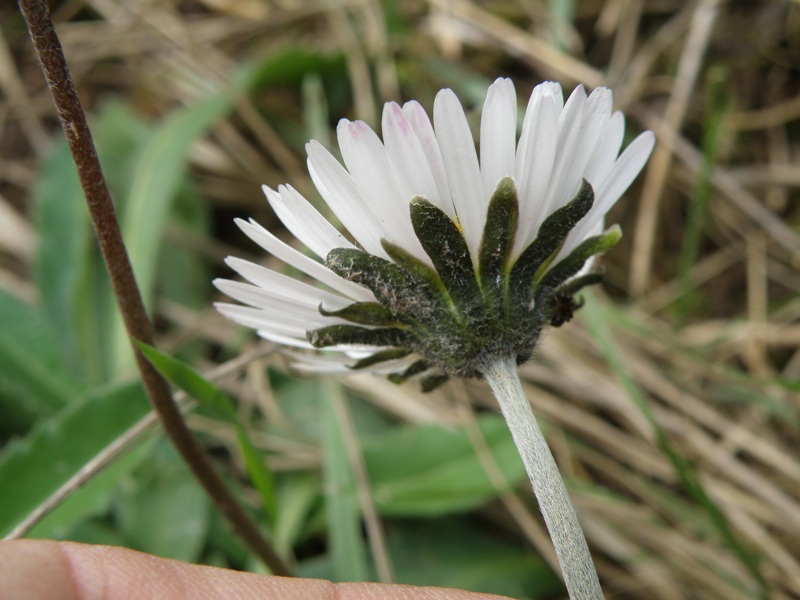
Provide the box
[136,342,277,525]
[675,68,733,323]
[321,391,369,582]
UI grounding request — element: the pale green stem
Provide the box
[481,356,604,600]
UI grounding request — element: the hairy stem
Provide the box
[17,0,290,576]
[482,356,603,600]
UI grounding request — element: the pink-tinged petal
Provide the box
[337,120,427,259]
[513,94,558,256]
[480,78,517,198]
[402,101,455,219]
[263,184,353,259]
[234,217,374,302]
[383,102,443,209]
[306,141,386,257]
[434,88,485,259]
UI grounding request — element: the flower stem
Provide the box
[481,356,603,600]
[17,0,290,576]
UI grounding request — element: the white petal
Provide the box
[561,87,612,196]
[590,130,656,222]
[288,353,352,373]
[434,88,484,259]
[583,111,625,188]
[480,78,517,199]
[306,141,387,257]
[261,331,316,350]
[567,130,655,251]
[215,303,310,339]
[223,256,356,309]
[513,94,558,256]
[215,279,330,325]
[336,119,426,258]
[402,101,455,219]
[235,218,374,302]
[537,85,588,224]
[263,184,353,259]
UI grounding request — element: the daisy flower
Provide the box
[214,78,654,390]
[215,78,654,599]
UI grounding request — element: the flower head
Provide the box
[215,78,655,389]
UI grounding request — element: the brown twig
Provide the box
[17,0,290,577]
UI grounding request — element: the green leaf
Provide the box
[363,414,526,515]
[110,65,260,377]
[30,439,154,540]
[136,342,236,422]
[33,139,90,377]
[274,473,321,554]
[115,441,210,562]
[136,342,277,525]
[157,181,211,310]
[389,517,562,597]
[0,291,84,432]
[0,381,150,538]
[34,104,152,383]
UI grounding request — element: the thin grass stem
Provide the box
[17,0,290,576]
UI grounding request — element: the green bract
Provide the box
[308,177,618,389]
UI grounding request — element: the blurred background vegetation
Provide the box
[1,0,799,598]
